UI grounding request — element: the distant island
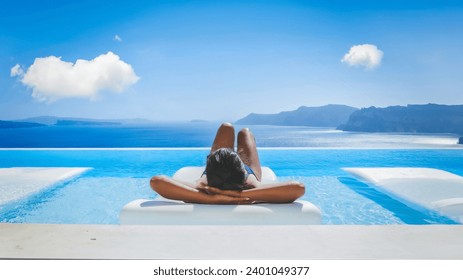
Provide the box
[0,116,154,129]
[18,116,153,126]
[56,120,121,126]
[0,120,46,129]
[190,119,209,123]
[235,104,358,127]
[338,104,463,134]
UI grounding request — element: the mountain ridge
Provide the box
[235,104,358,127]
[17,116,155,126]
[338,103,463,134]
[0,116,155,129]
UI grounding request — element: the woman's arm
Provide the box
[243,181,305,203]
[150,175,251,204]
[200,181,305,204]
[241,181,305,203]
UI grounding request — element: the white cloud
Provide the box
[114,35,122,42]
[341,44,384,69]
[18,52,139,102]
[10,64,24,77]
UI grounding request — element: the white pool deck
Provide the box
[1,223,463,259]
[1,167,463,259]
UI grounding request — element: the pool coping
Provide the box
[2,146,463,150]
[1,223,463,259]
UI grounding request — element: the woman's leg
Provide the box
[210,122,235,153]
[237,128,262,181]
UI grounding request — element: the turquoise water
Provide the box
[1,148,462,225]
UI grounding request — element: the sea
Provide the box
[0,121,461,149]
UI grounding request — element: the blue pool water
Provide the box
[1,148,463,225]
[1,123,462,224]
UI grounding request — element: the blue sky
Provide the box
[1,0,463,121]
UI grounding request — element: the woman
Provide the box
[150,123,305,204]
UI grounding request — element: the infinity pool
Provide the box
[1,148,462,224]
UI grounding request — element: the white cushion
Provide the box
[119,198,322,225]
[119,166,322,225]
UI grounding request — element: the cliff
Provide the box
[338,104,463,134]
[236,104,358,127]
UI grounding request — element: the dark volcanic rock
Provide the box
[338,104,463,134]
[236,104,358,127]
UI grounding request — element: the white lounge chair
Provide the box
[120,167,322,225]
[344,167,463,223]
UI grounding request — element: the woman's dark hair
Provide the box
[205,148,246,190]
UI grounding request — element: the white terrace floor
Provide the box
[1,223,463,259]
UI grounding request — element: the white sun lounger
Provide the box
[120,167,322,225]
[343,167,463,223]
